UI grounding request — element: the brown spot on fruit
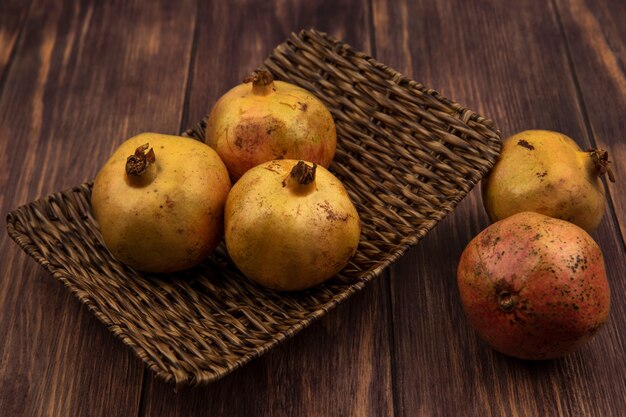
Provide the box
[233,119,285,155]
[264,165,281,174]
[233,123,264,150]
[280,102,297,110]
[298,102,308,112]
[318,200,350,221]
[517,139,535,150]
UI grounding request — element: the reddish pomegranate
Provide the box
[205,69,336,181]
[457,212,611,360]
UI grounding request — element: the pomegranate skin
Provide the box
[457,212,611,360]
[205,70,336,181]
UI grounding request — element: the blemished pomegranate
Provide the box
[457,211,611,360]
[91,132,231,273]
[482,130,614,232]
[205,69,336,181]
[224,160,360,291]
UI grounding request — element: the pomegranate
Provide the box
[482,130,614,232]
[457,212,611,360]
[92,133,231,273]
[205,69,336,181]
[224,160,360,291]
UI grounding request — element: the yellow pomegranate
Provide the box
[205,69,336,181]
[91,133,231,273]
[225,160,360,291]
[482,130,614,232]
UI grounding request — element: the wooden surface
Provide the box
[0,0,624,416]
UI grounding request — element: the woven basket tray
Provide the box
[6,29,501,387]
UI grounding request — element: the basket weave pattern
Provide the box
[6,29,500,386]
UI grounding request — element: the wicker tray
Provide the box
[6,29,501,387]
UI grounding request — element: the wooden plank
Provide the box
[0,0,197,416]
[141,1,395,416]
[0,0,31,84]
[554,0,626,242]
[373,0,625,416]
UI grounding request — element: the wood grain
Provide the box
[0,0,197,415]
[1,1,624,416]
[0,0,31,84]
[554,0,626,242]
[373,0,626,416]
[140,1,394,416]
